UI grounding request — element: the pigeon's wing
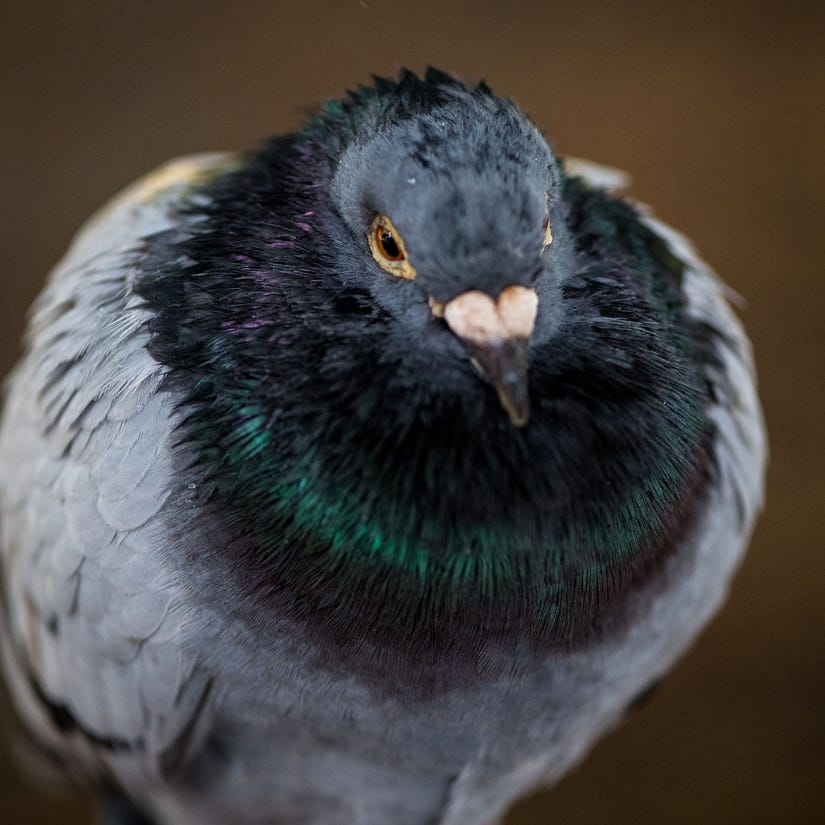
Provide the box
[0,153,239,789]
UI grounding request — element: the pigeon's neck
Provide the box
[138,156,718,653]
[216,418,710,583]
[173,318,713,649]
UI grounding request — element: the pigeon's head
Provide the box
[322,76,560,425]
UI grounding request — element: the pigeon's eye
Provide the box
[378,228,402,260]
[368,214,417,280]
[542,193,553,252]
[542,216,553,251]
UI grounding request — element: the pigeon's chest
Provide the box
[152,498,736,825]
[147,642,602,825]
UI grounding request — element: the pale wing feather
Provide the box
[562,155,631,191]
[0,153,238,787]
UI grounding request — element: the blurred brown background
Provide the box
[1,2,823,823]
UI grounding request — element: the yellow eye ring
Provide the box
[368,214,417,279]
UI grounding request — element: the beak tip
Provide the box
[510,413,530,428]
[503,399,531,428]
[493,356,531,428]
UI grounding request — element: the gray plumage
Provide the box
[0,146,765,825]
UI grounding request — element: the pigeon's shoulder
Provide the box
[563,153,765,521]
[0,153,237,786]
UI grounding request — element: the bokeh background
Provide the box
[1,2,823,823]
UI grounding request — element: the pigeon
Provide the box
[0,68,765,825]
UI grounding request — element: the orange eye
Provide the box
[368,214,417,279]
[376,225,404,261]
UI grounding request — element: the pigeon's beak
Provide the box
[430,286,538,427]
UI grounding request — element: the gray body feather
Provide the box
[0,155,766,825]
